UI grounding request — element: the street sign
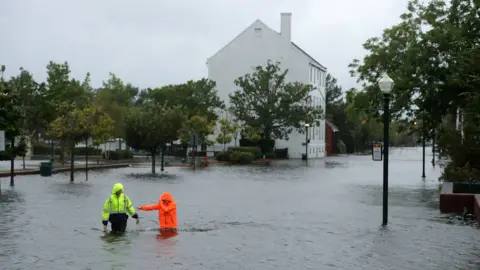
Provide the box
[372,143,382,161]
[0,130,5,152]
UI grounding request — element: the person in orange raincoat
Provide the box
[137,192,178,234]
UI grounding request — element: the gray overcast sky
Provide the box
[0,0,407,91]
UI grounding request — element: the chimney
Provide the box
[280,13,292,42]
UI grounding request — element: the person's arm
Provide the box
[159,202,176,212]
[138,202,160,211]
[125,196,139,219]
[102,198,110,230]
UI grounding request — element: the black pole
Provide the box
[160,147,165,172]
[431,130,436,168]
[85,139,88,181]
[10,137,15,186]
[305,126,309,162]
[422,130,426,178]
[382,94,390,226]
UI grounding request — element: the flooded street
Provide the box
[1,148,479,270]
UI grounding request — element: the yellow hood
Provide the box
[112,183,124,194]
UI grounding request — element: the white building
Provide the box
[206,13,327,159]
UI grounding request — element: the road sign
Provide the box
[372,143,382,161]
[0,130,5,152]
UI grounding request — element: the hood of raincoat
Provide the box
[160,192,175,203]
[112,183,124,194]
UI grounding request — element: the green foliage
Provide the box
[228,146,262,159]
[125,102,185,155]
[47,104,114,146]
[216,118,234,150]
[229,60,323,141]
[102,149,134,160]
[215,151,229,161]
[141,79,224,121]
[228,151,255,164]
[350,0,480,180]
[180,115,216,146]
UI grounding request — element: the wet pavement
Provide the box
[0,147,478,270]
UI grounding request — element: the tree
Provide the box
[47,103,114,182]
[125,103,186,174]
[216,119,234,150]
[349,0,480,179]
[229,60,323,143]
[94,73,138,149]
[0,66,25,186]
[180,115,216,149]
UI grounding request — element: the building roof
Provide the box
[207,19,327,71]
[325,120,339,132]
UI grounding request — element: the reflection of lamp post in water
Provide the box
[378,74,394,226]
[305,124,310,162]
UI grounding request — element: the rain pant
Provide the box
[102,183,138,233]
[138,192,178,231]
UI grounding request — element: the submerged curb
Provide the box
[0,163,131,178]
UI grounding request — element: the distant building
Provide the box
[207,13,328,158]
[325,120,339,156]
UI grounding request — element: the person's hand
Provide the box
[137,206,142,210]
[136,218,140,225]
[103,225,107,232]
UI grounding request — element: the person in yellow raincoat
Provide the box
[102,183,139,233]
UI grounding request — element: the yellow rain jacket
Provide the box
[102,183,138,224]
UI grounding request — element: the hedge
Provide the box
[102,149,134,160]
[215,148,257,164]
[32,144,102,156]
[229,151,255,164]
[228,146,262,159]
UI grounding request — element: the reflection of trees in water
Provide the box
[0,188,25,265]
[47,182,93,198]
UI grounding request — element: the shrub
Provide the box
[102,149,134,160]
[32,144,62,155]
[228,147,262,159]
[74,147,102,156]
[228,151,255,164]
[188,151,206,157]
[215,151,229,161]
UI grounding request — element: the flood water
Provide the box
[1,147,479,270]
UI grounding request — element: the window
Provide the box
[254,28,262,37]
[309,67,312,81]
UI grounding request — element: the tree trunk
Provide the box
[223,143,226,151]
[151,152,156,174]
[61,141,65,166]
[85,138,88,182]
[22,156,25,170]
[118,139,122,150]
[70,144,75,182]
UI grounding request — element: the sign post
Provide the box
[372,143,383,161]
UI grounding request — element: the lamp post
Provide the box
[305,123,310,162]
[379,74,394,226]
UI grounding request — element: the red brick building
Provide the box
[325,120,339,156]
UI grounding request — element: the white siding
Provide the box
[207,13,327,159]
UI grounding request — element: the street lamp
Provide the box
[378,73,394,226]
[305,123,310,162]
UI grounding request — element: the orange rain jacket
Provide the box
[138,192,178,230]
